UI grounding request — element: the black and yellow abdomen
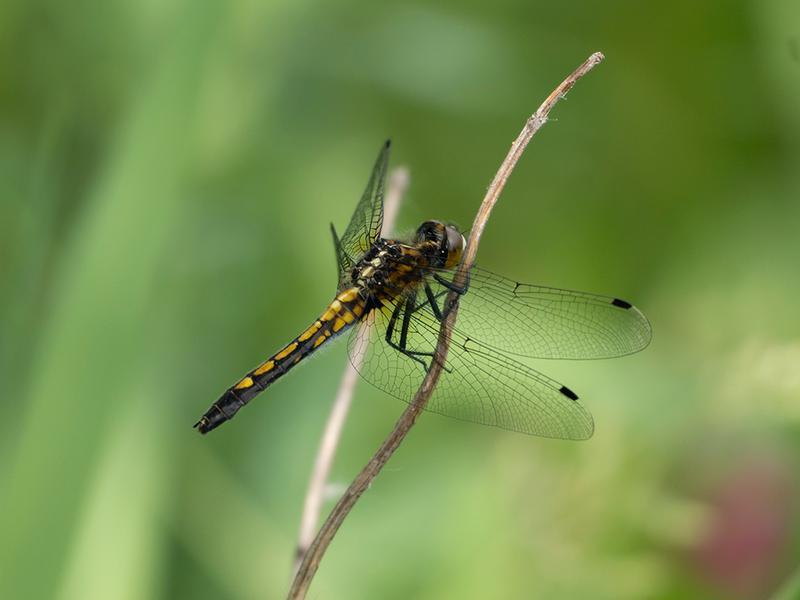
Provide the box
[194,287,366,434]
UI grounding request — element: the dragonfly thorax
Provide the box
[350,240,407,290]
[346,222,465,312]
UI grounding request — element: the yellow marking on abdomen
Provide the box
[234,376,254,390]
[253,360,275,376]
[298,321,321,342]
[337,288,359,303]
[332,318,347,333]
[321,300,342,322]
[313,335,327,348]
[275,342,298,361]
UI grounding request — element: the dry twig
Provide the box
[288,51,605,600]
[293,166,410,575]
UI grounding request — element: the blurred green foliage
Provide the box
[1,0,799,598]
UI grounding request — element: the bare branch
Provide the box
[288,51,605,600]
[292,166,410,575]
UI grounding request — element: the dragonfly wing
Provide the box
[333,141,390,289]
[424,266,652,360]
[348,293,594,439]
[330,222,354,289]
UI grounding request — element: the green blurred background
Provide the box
[2,0,799,598]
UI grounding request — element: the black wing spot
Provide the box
[611,298,633,309]
[559,386,579,401]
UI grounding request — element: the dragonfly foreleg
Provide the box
[433,272,470,295]
[433,272,470,316]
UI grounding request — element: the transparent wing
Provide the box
[331,141,390,289]
[330,223,354,290]
[423,266,652,360]
[348,293,594,439]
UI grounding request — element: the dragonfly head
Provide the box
[414,220,465,269]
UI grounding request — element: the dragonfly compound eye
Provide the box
[443,225,465,268]
[414,220,445,244]
[414,220,452,265]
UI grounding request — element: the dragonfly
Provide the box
[195,141,651,439]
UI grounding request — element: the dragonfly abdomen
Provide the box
[194,287,366,434]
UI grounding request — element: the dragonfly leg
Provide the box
[385,298,403,339]
[423,283,443,321]
[433,271,470,295]
[387,293,454,374]
[399,294,415,350]
[410,287,445,317]
[433,272,470,316]
[384,295,437,371]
